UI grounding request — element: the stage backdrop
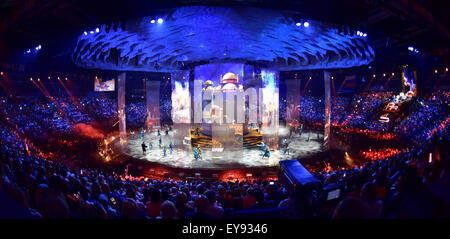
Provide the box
[171,70,191,149]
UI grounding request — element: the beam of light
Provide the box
[301,76,312,95]
[363,75,376,92]
[30,78,67,117]
[0,75,18,103]
[331,76,336,99]
[337,77,347,93]
[56,76,83,110]
[382,75,394,89]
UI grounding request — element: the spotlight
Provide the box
[303,21,309,27]
[48,76,51,79]
[434,69,438,74]
[84,31,88,35]
[296,22,301,27]
[392,73,394,76]
[383,73,386,77]
[408,46,414,51]
[446,67,448,72]
[37,78,40,82]
[27,49,31,54]
[363,33,367,37]
[90,30,94,34]
[157,18,163,24]
[357,31,360,35]
[150,19,155,24]
[0,72,3,75]
[373,74,376,78]
[95,28,99,33]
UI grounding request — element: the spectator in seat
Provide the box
[360,182,383,218]
[249,188,276,210]
[332,197,367,219]
[175,192,194,218]
[160,200,178,219]
[145,187,162,218]
[204,190,224,218]
[186,195,218,219]
[242,187,257,210]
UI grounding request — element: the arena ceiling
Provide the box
[0,0,449,65]
[72,6,375,72]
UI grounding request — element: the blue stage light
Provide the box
[296,22,301,27]
[90,30,94,34]
[84,31,88,35]
[150,19,155,24]
[363,33,367,37]
[157,18,163,24]
[303,21,309,27]
[95,28,100,33]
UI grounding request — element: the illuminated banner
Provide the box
[324,71,331,149]
[402,65,417,95]
[94,77,115,91]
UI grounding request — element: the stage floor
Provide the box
[113,126,323,169]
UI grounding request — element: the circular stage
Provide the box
[111,126,323,170]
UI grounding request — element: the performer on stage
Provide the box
[307,132,311,142]
[131,131,135,139]
[194,127,200,137]
[159,137,162,148]
[163,146,167,157]
[165,128,169,135]
[169,142,173,154]
[149,141,153,150]
[283,139,290,155]
[262,147,270,159]
[141,129,145,140]
[193,147,201,160]
[141,142,147,154]
[260,142,267,153]
[157,129,160,136]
